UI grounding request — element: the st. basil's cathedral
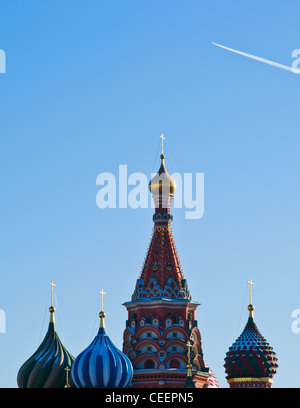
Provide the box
[17,143,278,389]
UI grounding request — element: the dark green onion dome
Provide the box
[224,304,278,380]
[17,304,75,388]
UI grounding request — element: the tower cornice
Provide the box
[123,298,200,309]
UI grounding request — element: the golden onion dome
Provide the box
[149,154,176,196]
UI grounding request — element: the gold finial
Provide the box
[186,340,193,377]
[247,279,255,318]
[64,366,71,388]
[160,134,165,156]
[49,281,56,321]
[184,339,196,388]
[99,289,106,328]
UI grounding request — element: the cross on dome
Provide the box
[99,289,106,328]
[99,289,106,312]
[49,281,56,321]
[247,279,254,305]
[64,366,71,388]
[247,279,255,318]
[49,281,55,307]
[160,134,165,155]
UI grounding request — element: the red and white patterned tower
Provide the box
[122,144,216,388]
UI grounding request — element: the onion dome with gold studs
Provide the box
[17,282,75,388]
[71,290,133,388]
[224,280,278,388]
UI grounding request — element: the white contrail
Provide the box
[212,42,300,74]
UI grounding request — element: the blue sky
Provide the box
[1,0,300,388]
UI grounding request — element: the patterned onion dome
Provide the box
[71,298,133,388]
[17,301,74,388]
[224,304,278,380]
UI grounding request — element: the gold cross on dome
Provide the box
[186,340,193,377]
[186,340,194,364]
[64,366,70,388]
[247,279,255,304]
[160,134,165,154]
[49,281,56,307]
[99,289,106,312]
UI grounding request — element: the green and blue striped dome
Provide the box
[71,309,133,388]
[17,305,74,388]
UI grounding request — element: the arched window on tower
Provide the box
[172,315,178,324]
[144,360,155,369]
[169,359,180,369]
[165,318,172,328]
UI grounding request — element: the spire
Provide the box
[123,139,214,389]
[132,140,189,300]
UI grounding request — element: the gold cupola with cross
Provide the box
[149,135,176,197]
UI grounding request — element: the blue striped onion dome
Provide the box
[71,311,133,388]
[17,306,74,388]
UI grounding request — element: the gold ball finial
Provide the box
[248,304,254,312]
[99,311,105,328]
[248,303,254,318]
[49,306,55,313]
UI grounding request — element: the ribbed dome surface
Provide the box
[17,320,74,388]
[224,315,278,380]
[71,326,133,388]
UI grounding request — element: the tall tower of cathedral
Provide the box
[122,140,216,388]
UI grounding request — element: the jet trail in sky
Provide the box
[212,42,300,74]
